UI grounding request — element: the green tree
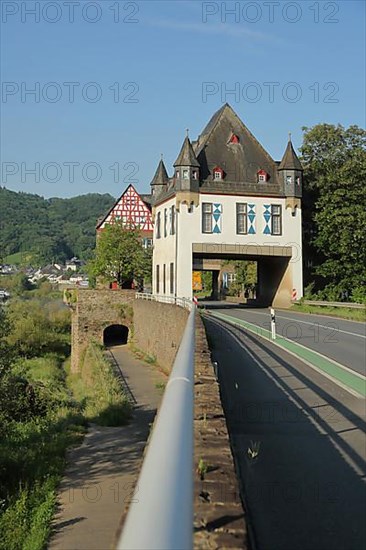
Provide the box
[0,187,115,264]
[300,124,366,301]
[89,222,152,288]
[224,261,257,296]
[0,308,14,377]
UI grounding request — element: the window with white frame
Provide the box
[170,205,175,235]
[164,208,168,237]
[236,203,247,234]
[183,169,189,180]
[271,205,282,235]
[142,238,153,248]
[156,212,161,239]
[170,262,174,294]
[202,203,213,233]
[156,264,160,293]
[214,170,222,180]
[286,175,292,184]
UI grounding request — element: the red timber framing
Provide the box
[97,184,153,236]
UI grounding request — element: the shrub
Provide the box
[351,286,366,305]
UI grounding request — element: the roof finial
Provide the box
[160,153,164,161]
[186,128,189,138]
[288,131,292,142]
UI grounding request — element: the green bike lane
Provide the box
[210,310,366,398]
[203,314,366,550]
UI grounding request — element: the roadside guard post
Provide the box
[270,308,276,340]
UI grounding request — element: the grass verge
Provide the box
[291,303,365,322]
[0,345,131,549]
[67,342,132,426]
[0,354,86,550]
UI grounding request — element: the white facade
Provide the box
[153,194,303,305]
[150,104,304,307]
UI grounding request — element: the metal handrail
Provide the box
[300,299,365,310]
[135,292,194,311]
[117,307,196,550]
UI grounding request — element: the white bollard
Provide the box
[270,307,276,340]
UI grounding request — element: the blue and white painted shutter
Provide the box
[263,205,271,234]
[212,203,222,233]
[247,204,256,234]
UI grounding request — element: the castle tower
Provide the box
[150,158,169,198]
[173,134,200,193]
[278,136,303,199]
[278,136,303,216]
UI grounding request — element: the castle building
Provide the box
[151,104,303,308]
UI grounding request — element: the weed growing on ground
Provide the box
[67,342,132,426]
[292,303,365,322]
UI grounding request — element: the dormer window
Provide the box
[286,175,293,184]
[257,169,269,183]
[183,169,189,180]
[213,166,224,180]
[229,133,240,144]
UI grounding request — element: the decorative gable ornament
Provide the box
[257,169,269,183]
[229,133,240,144]
[213,166,225,180]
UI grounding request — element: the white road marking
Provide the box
[237,310,366,340]
[218,315,365,398]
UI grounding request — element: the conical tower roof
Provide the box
[173,136,200,168]
[150,159,169,187]
[279,140,303,171]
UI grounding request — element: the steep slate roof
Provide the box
[278,140,303,171]
[140,193,153,205]
[152,104,292,205]
[174,136,200,167]
[150,159,170,186]
[194,103,280,186]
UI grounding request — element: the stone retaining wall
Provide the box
[132,299,189,373]
[70,290,190,374]
[70,289,135,372]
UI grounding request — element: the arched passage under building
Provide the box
[103,325,129,346]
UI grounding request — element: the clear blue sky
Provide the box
[1,0,365,198]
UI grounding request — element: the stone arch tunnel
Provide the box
[103,324,129,346]
[68,289,189,373]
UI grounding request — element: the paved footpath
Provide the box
[48,346,165,550]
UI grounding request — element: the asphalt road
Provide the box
[203,306,366,375]
[203,315,366,550]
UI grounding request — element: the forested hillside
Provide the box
[0,187,115,264]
